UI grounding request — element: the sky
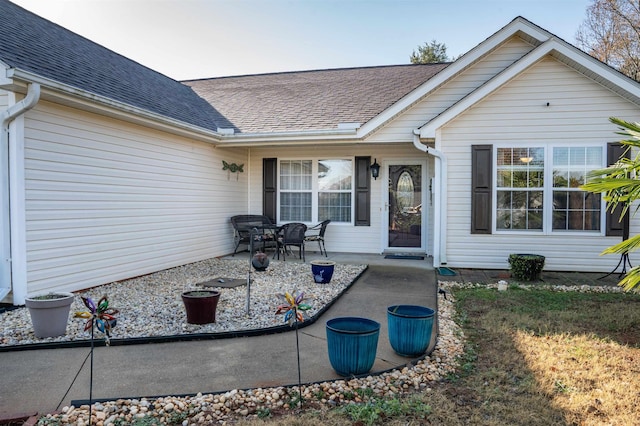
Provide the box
[11,0,592,81]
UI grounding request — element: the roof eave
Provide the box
[3,67,225,145]
[216,128,361,147]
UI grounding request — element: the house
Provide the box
[2,0,640,305]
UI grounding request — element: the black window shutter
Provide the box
[263,158,277,223]
[471,145,493,234]
[606,143,629,237]
[355,156,371,226]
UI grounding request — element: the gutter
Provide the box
[217,128,359,146]
[412,130,447,266]
[7,68,223,145]
[8,69,363,147]
[1,83,40,304]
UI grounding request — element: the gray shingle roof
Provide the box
[183,64,449,134]
[1,0,449,136]
[0,0,232,132]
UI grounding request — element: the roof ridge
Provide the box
[181,62,452,83]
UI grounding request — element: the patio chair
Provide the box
[304,219,331,257]
[230,215,276,256]
[276,222,307,261]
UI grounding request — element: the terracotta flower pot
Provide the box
[181,290,221,324]
[25,292,75,338]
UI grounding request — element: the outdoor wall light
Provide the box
[371,158,380,180]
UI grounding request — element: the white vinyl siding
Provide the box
[248,144,433,255]
[441,56,640,272]
[0,89,8,108]
[23,101,248,295]
[367,36,535,142]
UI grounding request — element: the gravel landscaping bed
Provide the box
[0,258,367,348]
[4,260,627,425]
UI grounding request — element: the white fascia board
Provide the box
[420,40,558,138]
[217,129,360,147]
[7,68,224,144]
[420,38,640,138]
[549,39,640,101]
[337,122,361,130]
[357,17,551,137]
[0,60,13,87]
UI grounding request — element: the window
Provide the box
[396,171,415,212]
[279,159,353,223]
[496,147,544,230]
[280,160,312,222]
[494,146,603,233]
[552,147,602,231]
[318,159,352,222]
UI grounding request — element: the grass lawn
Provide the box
[236,287,640,425]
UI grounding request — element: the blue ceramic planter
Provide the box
[326,317,380,376]
[387,305,435,357]
[311,260,335,284]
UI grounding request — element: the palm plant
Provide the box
[581,117,640,291]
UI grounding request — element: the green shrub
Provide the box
[508,254,545,281]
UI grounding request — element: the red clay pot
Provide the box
[181,290,220,324]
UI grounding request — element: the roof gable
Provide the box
[418,17,640,138]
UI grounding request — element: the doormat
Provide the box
[384,254,425,260]
[436,267,457,276]
[199,277,247,288]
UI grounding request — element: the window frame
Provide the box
[492,144,606,235]
[277,157,355,225]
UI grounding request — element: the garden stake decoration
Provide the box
[74,295,118,425]
[247,227,259,316]
[275,291,312,408]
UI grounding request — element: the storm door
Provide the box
[386,162,425,251]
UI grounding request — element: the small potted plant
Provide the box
[181,290,221,324]
[25,292,75,338]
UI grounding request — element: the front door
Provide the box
[385,161,425,251]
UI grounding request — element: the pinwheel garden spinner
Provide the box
[75,295,118,344]
[275,291,311,325]
[275,291,311,407]
[74,295,119,425]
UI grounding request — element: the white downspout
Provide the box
[1,83,41,304]
[413,130,447,266]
